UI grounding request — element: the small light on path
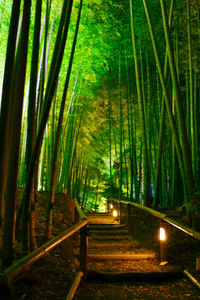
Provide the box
[160,227,166,241]
[159,222,168,265]
[113,209,118,217]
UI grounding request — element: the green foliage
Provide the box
[1,0,200,214]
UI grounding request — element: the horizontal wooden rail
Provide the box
[0,219,87,283]
[111,198,200,290]
[111,198,200,240]
[65,271,83,300]
[184,270,200,289]
[0,199,88,299]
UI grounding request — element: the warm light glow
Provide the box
[110,204,113,209]
[160,227,166,241]
[113,209,118,217]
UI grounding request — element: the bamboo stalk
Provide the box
[130,0,151,206]
[160,0,195,197]
[47,0,83,239]
[142,0,187,199]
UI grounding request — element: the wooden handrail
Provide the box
[65,271,83,300]
[111,198,200,240]
[111,198,200,290]
[0,220,87,283]
[0,199,88,299]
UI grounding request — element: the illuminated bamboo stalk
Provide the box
[142,0,187,202]
[22,0,74,252]
[108,91,113,204]
[159,0,195,197]
[153,0,174,207]
[186,0,195,177]
[2,0,32,267]
[124,47,137,202]
[119,53,123,203]
[130,0,151,206]
[59,74,79,192]
[195,0,200,186]
[0,0,21,232]
[67,106,84,197]
[36,6,56,118]
[24,0,42,251]
[46,0,83,239]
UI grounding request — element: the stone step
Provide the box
[89,224,127,230]
[89,230,128,236]
[88,253,156,261]
[88,243,134,248]
[89,235,130,241]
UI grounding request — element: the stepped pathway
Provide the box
[86,214,156,274]
[73,214,200,300]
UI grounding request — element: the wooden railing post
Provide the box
[80,224,88,281]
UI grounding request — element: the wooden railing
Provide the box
[111,198,200,289]
[0,200,88,299]
[111,198,200,240]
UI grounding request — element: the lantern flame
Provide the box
[160,227,166,241]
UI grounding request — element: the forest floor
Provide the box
[3,192,200,299]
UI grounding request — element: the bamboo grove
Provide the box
[0,0,200,268]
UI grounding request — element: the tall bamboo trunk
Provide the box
[153,0,174,207]
[130,0,151,206]
[2,0,32,267]
[142,0,187,203]
[46,0,83,239]
[22,0,74,252]
[0,0,21,234]
[160,0,195,198]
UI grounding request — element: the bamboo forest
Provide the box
[1,0,200,299]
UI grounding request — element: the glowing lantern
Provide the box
[113,209,118,217]
[159,227,166,241]
[113,209,119,221]
[110,204,113,209]
[159,222,168,265]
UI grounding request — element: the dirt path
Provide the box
[74,214,200,300]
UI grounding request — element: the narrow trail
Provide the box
[74,214,200,300]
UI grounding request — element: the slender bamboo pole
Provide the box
[130,0,151,206]
[153,0,174,207]
[0,0,21,232]
[142,0,187,200]
[160,0,195,197]
[22,0,74,252]
[47,0,83,239]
